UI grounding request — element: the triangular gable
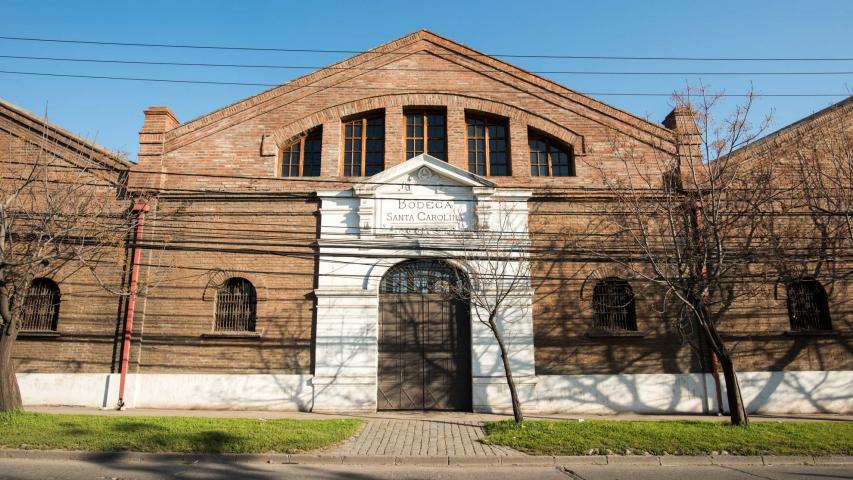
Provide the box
[354,154,494,196]
[165,30,676,149]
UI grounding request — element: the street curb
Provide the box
[0,450,850,467]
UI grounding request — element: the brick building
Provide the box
[6,31,851,413]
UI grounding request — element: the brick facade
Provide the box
[4,30,850,412]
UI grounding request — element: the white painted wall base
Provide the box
[532,371,853,414]
[18,371,852,414]
[18,373,313,411]
[725,371,853,414]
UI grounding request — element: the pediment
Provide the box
[164,30,675,151]
[354,154,494,197]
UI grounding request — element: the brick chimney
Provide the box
[663,106,703,161]
[129,106,179,191]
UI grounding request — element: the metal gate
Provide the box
[377,260,471,411]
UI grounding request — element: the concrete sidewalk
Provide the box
[1,448,852,467]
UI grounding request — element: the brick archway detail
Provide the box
[271,93,585,153]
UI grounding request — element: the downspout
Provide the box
[694,198,724,415]
[117,201,149,410]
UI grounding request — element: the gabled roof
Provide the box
[729,95,853,158]
[0,97,131,171]
[164,30,676,148]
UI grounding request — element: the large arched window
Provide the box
[466,114,509,176]
[21,278,60,332]
[592,277,637,332]
[528,130,575,177]
[786,278,832,331]
[281,127,322,177]
[215,278,257,332]
[342,112,385,176]
[405,110,446,160]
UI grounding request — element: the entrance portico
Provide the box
[312,154,535,412]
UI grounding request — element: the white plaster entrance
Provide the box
[312,154,535,412]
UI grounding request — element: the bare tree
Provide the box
[577,85,779,425]
[441,200,531,423]
[0,119,136,412]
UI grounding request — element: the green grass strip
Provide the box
[482,420,853,456]
[0,412,361,454]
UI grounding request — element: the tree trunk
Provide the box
[0,325,22,412]
[489,316,523,423]
[716,351,748,426]
[699,311,749,426]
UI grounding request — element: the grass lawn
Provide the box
[0,411,361,454]
[482,420,853,456]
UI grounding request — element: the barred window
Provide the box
[21,278,60,332]
[529,132,575,177]
[786,278,832,331]
[592,277,637,331]
[466,114,509,176]
[380,259,467,294]
[342,113,384,176]
[405,110,446,160]
[281,128,322,177]
[215,278,257,332]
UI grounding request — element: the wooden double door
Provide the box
[378,293,471,411]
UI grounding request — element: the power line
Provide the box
[4,54,853,76]
[2,35,853,62]
[1,69,849,97]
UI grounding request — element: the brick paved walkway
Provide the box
[329,417,524,456]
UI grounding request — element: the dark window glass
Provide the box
[343,114,384,176]
[786,278,832,331]
[215,278,257,332]
[466,115,509,176]
[528,133,575,177]
[592,277,637,331]
[21,278,60,332]
[281,128,322,177]
[405,111,446,160]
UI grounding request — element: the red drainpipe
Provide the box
[117,201,150,409]
[694,198,724,415]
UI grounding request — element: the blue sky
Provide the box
[2,0,851,160]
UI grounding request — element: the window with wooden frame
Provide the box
[786,278,832,331]
[215,277,257,333]
[592,277,637,332]
[528,131,575,177]
[405,110,446,160]
[281,127,322,177]
[466,114,509,176]
[342,113,385,176]
[20,278,60,332]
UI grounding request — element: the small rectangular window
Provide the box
[405,110,446,160]
[343,114,385,176]
[466,115,509,176]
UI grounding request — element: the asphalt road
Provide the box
[1,459,852,480]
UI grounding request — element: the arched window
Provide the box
[528,131,575,177]
[281,127,322,177]
[466,114,509,176]
[342,112,384,176]
[21,278,60,332]
[592,277,637,331]
[405,110,446,160]
[215,278,257,332]
[786,278,832,331]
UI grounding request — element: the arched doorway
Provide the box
[378,259,472,411]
